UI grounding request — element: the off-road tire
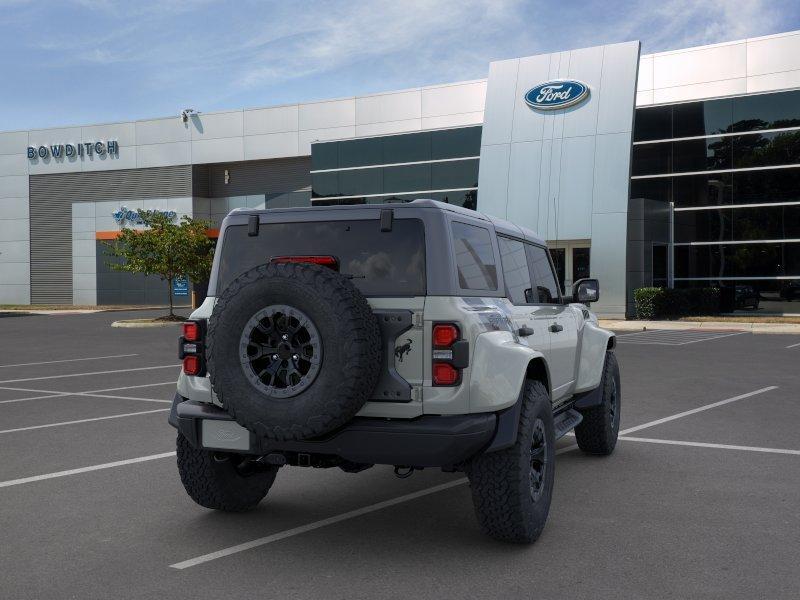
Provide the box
[466,380,555,543]
[207,263,382,441]
[574,351,621,455]
[176,433,278,512]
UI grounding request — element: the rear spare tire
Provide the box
[207,263,382,441]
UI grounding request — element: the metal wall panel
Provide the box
[28,165,192,304]
[206,157,311,197]
[479,41,640,317]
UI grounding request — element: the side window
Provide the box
[525,244,562,304]
[498,236,533,304]
[451,221,498,291]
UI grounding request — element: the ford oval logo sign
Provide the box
[524,80,589,111]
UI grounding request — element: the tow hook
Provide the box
[258,453,287,466]
[394,466,415,479]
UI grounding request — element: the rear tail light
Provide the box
[179,320,206,376]
[271,255,339,270]
[183,321,200,342]
[433,324,459,347]
[431,322,467,386]
[433,362,459,386]
[183,355,201,376]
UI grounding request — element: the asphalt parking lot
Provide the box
[1,310,799,600]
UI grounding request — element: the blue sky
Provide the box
[2,0,800,131]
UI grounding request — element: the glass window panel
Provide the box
[673,137,731,173]
[338,168,382,196]
[652,245,668,287]
[431,159,479,190]
[498,236,533,304]
[382,163,431,193]
[338,138,383,168]
[451,221,498,291]
[733,167,800,204]
[674,209,729,242]
[634,106,672,142]
[216,219,426,296]
[382,132,431,164]
[631,142,671,176]
[675,243,800,278]
[311,142,338,170]
[311,172,339,198]
[732,130,800,169]
[550,248,566,295]
[525,244,561,304]
[431,126,482,160]
[673,98,732,137]
[732,90,800,132]
[631,177,672,203]
[672,172,732,208]
[572,247,591,282]
[349,189,478,209]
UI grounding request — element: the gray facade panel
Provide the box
[206,157,311,198]
[29,165,192,304]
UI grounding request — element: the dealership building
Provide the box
[1,29,800,317]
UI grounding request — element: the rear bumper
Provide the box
[169,393,497,468]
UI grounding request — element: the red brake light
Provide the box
[432,362,459,386]
[183,355,201,376]
[271,255,339,270]
[433,324,460,347]
[183,322,200,342]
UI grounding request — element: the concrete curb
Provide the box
[111,319,185,328]
[600,319,800,334]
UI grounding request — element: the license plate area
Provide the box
[201,419,251,451]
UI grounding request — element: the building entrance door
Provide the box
[547,241,591,295]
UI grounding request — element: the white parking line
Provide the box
[786,342,800,349]
[0,381,176,405]
[0,392,68,404]
[0,408,169,435]
[169,443,580,569]
[617,329,746,346]
[79,393,172,404]
[618,386,778,435]
[0,353,139,369]
[619,436,800,455]
[0,364,180,385]
[170,479,467,569]
[0,452,176,489]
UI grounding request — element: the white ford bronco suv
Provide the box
[169,199,620,543]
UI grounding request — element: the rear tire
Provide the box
[574,351,621,455]
[466,380,555,543]
[176,433,278,512]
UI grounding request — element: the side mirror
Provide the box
[572,278,599,303]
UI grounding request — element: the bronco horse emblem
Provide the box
[394,338,413,363]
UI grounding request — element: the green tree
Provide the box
[104,210,215,318]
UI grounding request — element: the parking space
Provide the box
[1,309,799,599]
[617,328,747,345]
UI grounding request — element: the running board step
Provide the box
[554,409,583,440]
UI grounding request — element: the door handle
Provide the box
[517,326,534,337]
[549,323,563,333]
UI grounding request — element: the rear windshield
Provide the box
[215,218,426,297]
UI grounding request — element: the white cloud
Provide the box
[609,0,785,52]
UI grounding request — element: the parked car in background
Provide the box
[780,281,800,302]
[735,285,760,310]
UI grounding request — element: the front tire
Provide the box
[176,433,279,512]
[574,351,621,455]
[466,380,555,543]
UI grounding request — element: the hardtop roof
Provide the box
[230,199,546,246]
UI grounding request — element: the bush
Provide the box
[633,286,720,319]
[633,287,661,320]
